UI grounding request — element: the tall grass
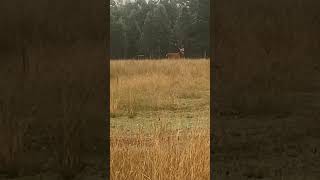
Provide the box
[110,59,210,117]
[0,45,107,178]
[0,0,106,178]
[110,59,210,179]
[111,124,209,180]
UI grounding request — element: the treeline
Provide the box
[110,0,209,59]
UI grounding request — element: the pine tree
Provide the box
[110,0,209,59]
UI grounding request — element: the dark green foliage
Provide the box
[110,0,210,59]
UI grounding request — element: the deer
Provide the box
[166,47,185,60]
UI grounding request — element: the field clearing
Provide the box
[110,59,210,179]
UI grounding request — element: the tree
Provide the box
[140,4,171,58]
[109,0,209,59]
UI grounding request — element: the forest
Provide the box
[110,0,209,59]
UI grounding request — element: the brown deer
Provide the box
[166,48,184,59]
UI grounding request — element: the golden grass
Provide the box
[110,59,210,180]
[110,59,210,116]
[111,126,209,180]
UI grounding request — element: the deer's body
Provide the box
[166,48,184,60]
[166,53,182,59]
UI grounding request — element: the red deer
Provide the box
[166,48,184,59]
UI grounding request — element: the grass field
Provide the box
[110,59,210,179]
[0,46,107,179]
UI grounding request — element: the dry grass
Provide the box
[0,45,107,178]
[0,95,28,177]
[110,59,209,117]
[110,59,210,180]
[111,125,209,180]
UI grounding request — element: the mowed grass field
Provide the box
[110,59,210,180]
